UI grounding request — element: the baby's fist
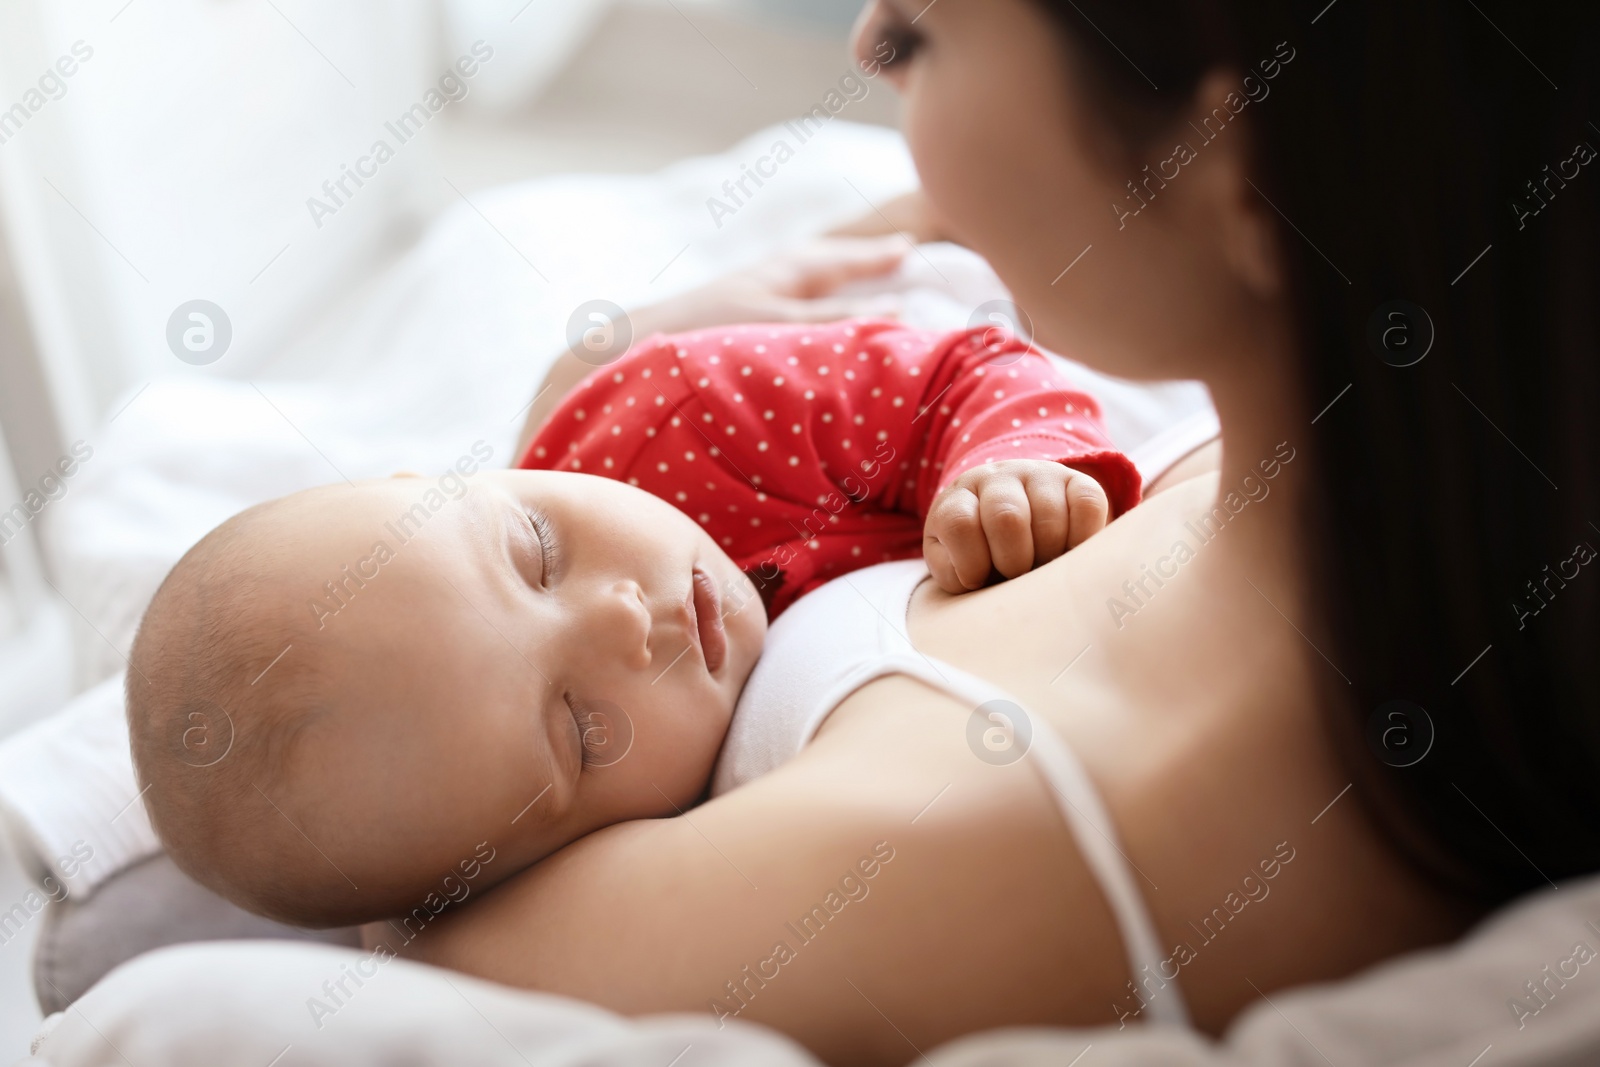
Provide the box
[923,460,1109,593]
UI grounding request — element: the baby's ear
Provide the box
[389,471,422,479]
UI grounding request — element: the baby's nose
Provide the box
[605,579,652,671]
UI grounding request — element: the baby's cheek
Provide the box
[632,701,727,813]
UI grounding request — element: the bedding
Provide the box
[28,874,1600,1065]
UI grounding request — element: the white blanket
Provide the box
[29,874,1600,1065]
[0,120,1213,901]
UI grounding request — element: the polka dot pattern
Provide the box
[520,319,1140,616]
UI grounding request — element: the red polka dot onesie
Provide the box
[520,319,1141,617]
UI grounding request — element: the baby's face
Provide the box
[267,469,765,904]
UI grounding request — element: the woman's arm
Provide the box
[383,677,1128,1067]
[512,238,912,463]
[825,188,959,246]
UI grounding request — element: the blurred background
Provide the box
[0,0,898,730]
[0,0,898,1052]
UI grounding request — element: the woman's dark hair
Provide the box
[1033,0,1599,904]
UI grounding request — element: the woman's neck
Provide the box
[1192,325,1318,629]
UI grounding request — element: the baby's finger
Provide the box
[978,476,1035,579]
[923,536,963,594]
[925,488,992,591]
[1023,467,1071,566]
[1064,470,1111,549]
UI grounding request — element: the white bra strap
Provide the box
[869,654,1191,1029]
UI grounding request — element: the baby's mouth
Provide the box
[690,568,728,675]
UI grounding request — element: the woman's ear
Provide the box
[1187,69,1286,301]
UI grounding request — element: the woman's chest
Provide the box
[905,475,1228,717]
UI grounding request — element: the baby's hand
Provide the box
[923,460,1110,593]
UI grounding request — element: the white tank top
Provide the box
[712,559,1191,1029]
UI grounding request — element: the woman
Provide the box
[398,2,1600,1064]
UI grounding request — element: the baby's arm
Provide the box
[924,420,1221,590]
[683,319,1138,601]
[875,329,1139,593]
[519,317,1139,613]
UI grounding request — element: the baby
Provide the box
[126,319,1139,929]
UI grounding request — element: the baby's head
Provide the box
[127,469,765,927]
